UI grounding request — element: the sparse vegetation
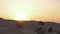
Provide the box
[38,21,44,25]
[35,27,45,34]
[48,27,53,33]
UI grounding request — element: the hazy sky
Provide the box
[0,0,60,22]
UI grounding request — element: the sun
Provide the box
[16,12,26,20]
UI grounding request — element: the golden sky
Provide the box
[0,0,60,23]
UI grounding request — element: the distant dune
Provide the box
[0,18,60,34]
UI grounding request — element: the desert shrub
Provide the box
[48,27,53,33]
[38,21,44,25]
[35,27,45,34]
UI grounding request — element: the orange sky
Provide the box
[0,0,60,23]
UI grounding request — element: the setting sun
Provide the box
[0,0,60,22]
[16,12,26,20]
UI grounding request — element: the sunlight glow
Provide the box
[16,12,26,20]
[0,0,60,22]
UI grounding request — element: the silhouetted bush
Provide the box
[38,21,44,25]
[15,23,23,31]
[48,27,53,33]
[0,18,3,19]
[35,27,45,34]
[57,32,60,34]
